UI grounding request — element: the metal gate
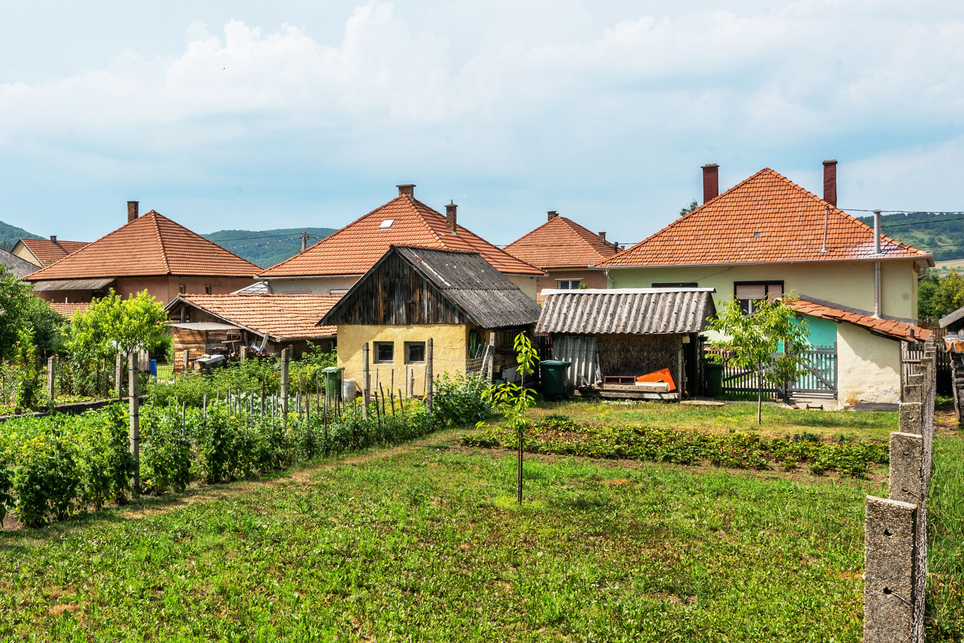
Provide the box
[707,343,837,397]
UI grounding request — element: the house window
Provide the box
[374,342,394,363]
[735,281,784,314]
[205,285,212,295]
[557,279,581,289]
[179,285,186,294]
[405,342,426,364]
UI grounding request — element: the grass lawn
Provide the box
[1,430,879,641]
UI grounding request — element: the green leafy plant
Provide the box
[484,332,539,503]
[707,295,811,423]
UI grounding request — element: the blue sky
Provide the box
[1,0,962,249]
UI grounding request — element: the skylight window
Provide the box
[753,232,761,237]
[379,219,395,230]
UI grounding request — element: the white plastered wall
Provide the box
[836,323,903,406]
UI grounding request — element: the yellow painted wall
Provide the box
[11,242,41,267]
[608,259,920,322]
[836,323,903,406]
[337,324,470,396]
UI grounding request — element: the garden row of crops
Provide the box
[0,393,449,528]
[461,415,890,478]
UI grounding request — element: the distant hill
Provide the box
[202,227,337,268]
[856,211,964,262]
[0,220,40,251]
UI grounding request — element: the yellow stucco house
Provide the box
[598,161,934,407]
[319,246,542,396]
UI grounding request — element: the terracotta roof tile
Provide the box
[46,301,90,319]
[788,298,931,342]
[600,168,932,268]
[259,195,542,278]
[19,239,89,266]
[26,211,260,282]
[504,215,618,269]
[169,294,342,341]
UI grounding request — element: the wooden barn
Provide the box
[319,245,542,393]
[536,288,717,400]
[165,294,341,373]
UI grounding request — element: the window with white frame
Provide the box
[557,279,581,289]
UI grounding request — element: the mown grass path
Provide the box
[0,426,883,642]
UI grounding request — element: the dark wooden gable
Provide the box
[324,251,472,326]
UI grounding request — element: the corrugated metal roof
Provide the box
[32,277,115,291]
[536,288,717,335]
[398,247,542,329]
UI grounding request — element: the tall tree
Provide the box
[708,296,811,423]
[65,290,168,367]
[0,266,32,360]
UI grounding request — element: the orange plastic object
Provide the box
[635,368,676,391]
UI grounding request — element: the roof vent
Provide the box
[379,219,395,230]
[397,184,415,198]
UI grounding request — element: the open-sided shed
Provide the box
[536,288,716,400]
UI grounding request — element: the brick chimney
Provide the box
[397,184,415,198]
[445,201,457,233]
[50,235,57,242]
[127,201,139,223]
[702,164,719,204]
[548,210,558,221]
[598,231,607,243]
[823,159,837,206]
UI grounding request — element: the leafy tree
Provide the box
[22,295,66,358]
[920,269,964,322]
[485,332,539,503]
[65,290,168,374]
[0,266,32,360]
[708,296,811,423]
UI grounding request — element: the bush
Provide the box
[432,372,492,428]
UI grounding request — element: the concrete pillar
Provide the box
[898,403,922,436]
[864,496,918,641]
[888,432,924,506]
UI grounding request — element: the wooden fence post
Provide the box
[182,349,190,376]
[426,338,434,411]
[47,355,57,404]
[115,353,124,399]
[362,343,370,420]
[487,332,496,382]
[128,353,140,494]
[280,347,290,417]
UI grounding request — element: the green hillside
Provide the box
[856,211,964,262]
[202,227,337,268]
[0,220,40,250]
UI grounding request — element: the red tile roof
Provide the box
[600,168,932,268]
[259,194,542,278]
[504,215,618,269]
[789,298,932,342]
[169,293,341,341]
[26,211,260,282]
[19,238,89,266]
[46,301,90,319]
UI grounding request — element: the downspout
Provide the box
[604,267,613,289]
[873,209,881,319]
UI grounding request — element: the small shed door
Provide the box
[552,335,601,388]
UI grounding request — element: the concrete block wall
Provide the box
[863,337,936,642]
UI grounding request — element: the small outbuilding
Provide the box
[536,288,717,400]
[165,293,341,373]
[319,245,542,394]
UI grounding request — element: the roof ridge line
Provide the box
[151,212,174,275]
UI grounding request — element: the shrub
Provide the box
[432,372,491,428]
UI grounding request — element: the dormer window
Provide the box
[379,219,395,230]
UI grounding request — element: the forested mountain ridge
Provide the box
[0,221,40,250]
[201,227,336,268]
[856,211,964,262]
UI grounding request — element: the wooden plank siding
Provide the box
[325,253,469,326]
